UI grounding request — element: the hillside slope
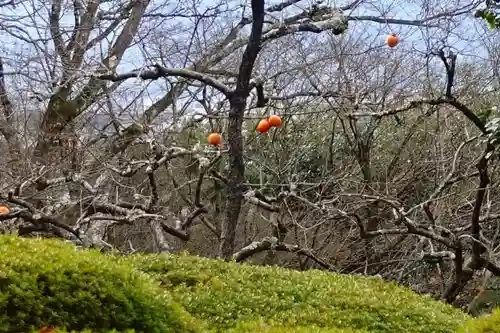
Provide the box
[1,235,498,332]
[126,253,469,333]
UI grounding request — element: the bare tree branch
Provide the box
[98,65,232,95]
[233,236,334,270]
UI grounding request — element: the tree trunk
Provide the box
[218,98,246,258]
[217,0,265,259]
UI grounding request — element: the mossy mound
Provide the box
[0,235,200,333]
[2,235,494,333]
[225,321,369,332]
[126,253,470,333]
[31,327,366,333]
[459,308,500,332]
[31,328,136,333]
[233,328,367,333]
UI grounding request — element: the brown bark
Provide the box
[34,0,149,164]
[218,0,265,259]
[0,56,20,159]
[441,144,492,303]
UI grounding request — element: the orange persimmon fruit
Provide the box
[386,33,399,48]
[256,119,271,133]
[0,205,9,215]
[207,132,222,145]
[39,328,56,333]
[268,115,282,127]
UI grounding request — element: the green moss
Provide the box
[0,235,200,333]
[0,235,481,333]
[31,328,135,333]
[458,307,500,332]
[226,321,369,332]
[125,253,469,333]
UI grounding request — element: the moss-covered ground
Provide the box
[0,235,498,332]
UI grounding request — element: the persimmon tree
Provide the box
[95,0,481,259]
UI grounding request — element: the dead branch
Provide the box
[84,201,190,241]
[1,191,80,239]
[436,49,486,134]
[243,190,280,212]
[97,65,232,96]
[348,2,479,27]
[146,166,158,209]
[262,10,347,40]
[233,236,334,270]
